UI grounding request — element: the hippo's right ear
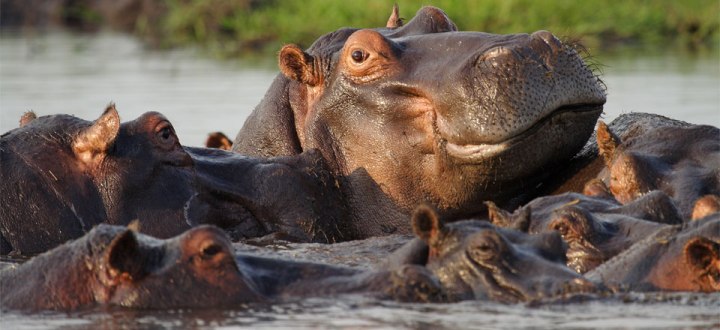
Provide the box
[73,104,120,165]
[19,111,37,127]
[596,121,621,167]
[412,205,442,244]
[104,229,148,284]
[279,45,321,86]
[684,237,720,287]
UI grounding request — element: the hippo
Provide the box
[595,120,720,218]
[0,224,444,311]
[383,206,595,303]
[692,195,720,220]
[0,224,262,310]
[0,105,351,255]
[585,214,720,292]
[232,5,607,237]
[486,191,678,273]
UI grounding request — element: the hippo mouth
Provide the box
[443,103,603,161]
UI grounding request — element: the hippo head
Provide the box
[409,206,592,302]
[0,105,200,254]
[2,104,359,254]
[104,225,263,308]
[234,6,606,222]
[0,224,262,310]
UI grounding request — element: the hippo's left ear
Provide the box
[596,121,621,167]
[73,104,120,165]
[279,45,321,86]
[19,111,37,127]
[412,204,442,244]
[684,237,719,284]
[105,229,149,284]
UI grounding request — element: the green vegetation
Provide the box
[129,0,720,58]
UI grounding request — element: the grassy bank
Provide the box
[8,0,718,58]
[132,0,717,57]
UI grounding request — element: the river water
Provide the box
[1,31,719,329]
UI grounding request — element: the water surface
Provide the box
[1,31,719,329]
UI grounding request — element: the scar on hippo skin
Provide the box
[692,195,720,220]
[205,131,233,150]
[19,111,37,127]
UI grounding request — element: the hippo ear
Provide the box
[105,229,148,283]
[684,237,719,276]
[412,204,442,244]
[19,111,37,127]
[386,4,404,28]
[596,121,620,167]
[548,207,591,239]
[73,104,120,165]
[279,45,321,86]
[485,201,530,232]
[205,132,233,150]
[692,195,720,221]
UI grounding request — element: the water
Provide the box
[0,30,276,146]
[1,31,718,144]
[1,31,719,328]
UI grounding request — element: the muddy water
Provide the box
[1,31,719,329]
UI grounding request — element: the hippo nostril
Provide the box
[201,243,223,257]
[531,30,562,53]
[477,46,514,68]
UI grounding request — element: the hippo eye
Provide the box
[155,122,178,147]
[470,239,497,260]
[351,49,367,63]
[160,127,172,140]
[201,243,223,258]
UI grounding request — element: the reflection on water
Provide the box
[1,31,718,146]
[599,49,720,127]
[2,294,719,329]
[0,30,277,146]
[1,31,719,328]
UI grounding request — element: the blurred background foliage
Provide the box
[1,0,718,58]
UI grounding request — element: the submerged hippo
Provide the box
[0,105,350,255]
[384,206,594,303]
[595,120,720,218]
[585,215,720,292]
[233,5,606,237]
[487,191,680,273]
[0,224,443,311]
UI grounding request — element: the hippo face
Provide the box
[0,225,262,310]
[1,104,359,253]
[410,206,592,302]
[106,225,263,308]
[0,105,199,254]
[235,6,606,221]
[586,215,720,292]
[595,121,720,218]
